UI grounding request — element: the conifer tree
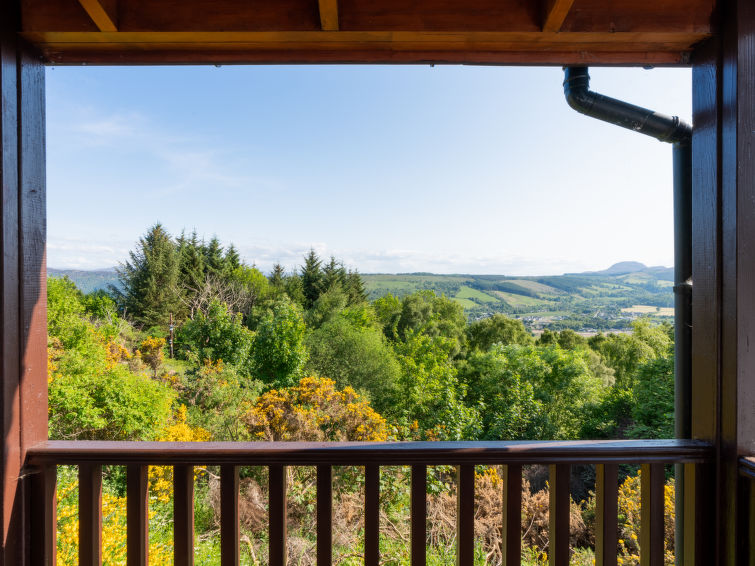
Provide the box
[177,230,205,292]
[300,249,324,308]
[322,256,346,293]
[345,269,368,305]
[115,223,181,328]
[203,236,225,277]
[224,244,241,273]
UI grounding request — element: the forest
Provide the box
[48,223,676,565]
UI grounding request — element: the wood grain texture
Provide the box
[640,464,664,566]
[683,462,714,566]
[0,25,22,566]
[29,464,56,566]
[316,465,332,566]
[220,465,239,566]
[18,29,707,65]
[268,465,287,566]
[173,465,194,566]
[27,439,714,466]
[594,464,617,566]
[548,464,570,566]
[126,465,148,566]
[411,465,426,565]
[502,465,521,566]
[364,465,379,566]
[79,464,102,566]
[543,0,575,32]
[318,0,338,31]
[456,465,474,565]
[77,0,118,31]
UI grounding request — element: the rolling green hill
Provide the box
[49,261,674,332]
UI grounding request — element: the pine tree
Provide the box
[203,236,225,277]
[115,223,181,328]
[322,256,346,293]
[224,244,241,273]
[178,230,206,292]
[345,269,368,305]
[300,249,324,308]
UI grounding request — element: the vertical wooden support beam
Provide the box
[718,1,755,564]
[316,465,332,566]
[79,464,102,566]
[1,5,48,560]
[548,464,569,566]
[220,465,239,566]
[269,465,287,566]
[174,465,194,566]
[29,464,56,566]
[749,478,755,566]
[127,464,149,566]
[683,463,714,566]
[502,465,521,566]
[690,33,723,566]
[639,464,664,566]
[411,465,426,565]
[456,465,474,566]
[594,464,618,566]
[364,465,380,566]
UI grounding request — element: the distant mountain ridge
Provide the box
[571,261,673,279]
[48,268,119,294]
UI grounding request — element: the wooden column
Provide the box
[692,0,755,564]
[0,0,48,563]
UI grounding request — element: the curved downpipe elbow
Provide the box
[562,66,692,145]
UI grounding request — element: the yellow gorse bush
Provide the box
[56,473,173,566]
[244,376,388,441]
[149,405,211,503]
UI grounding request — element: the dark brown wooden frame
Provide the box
[3,0,755,563]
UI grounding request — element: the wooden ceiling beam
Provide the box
[543,0,575,32]
[76,0,118,32]
[318,0,339,31]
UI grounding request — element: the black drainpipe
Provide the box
[563,66,692,565]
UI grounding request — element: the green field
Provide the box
[492,290,548,307]
[501,279,563,296]
[455,285,498,303]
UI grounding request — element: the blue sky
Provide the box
[46,65,691,275]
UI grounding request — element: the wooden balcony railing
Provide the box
[25,439,713,566]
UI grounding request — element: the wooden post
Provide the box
[0,1,48,563]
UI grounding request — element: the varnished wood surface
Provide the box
[19,0,715,64]
[26,439,714,466]
[21,29,707,66]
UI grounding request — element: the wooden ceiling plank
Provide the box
[318,0,339,31]
[76,0,117,32]
[543,0,576,32]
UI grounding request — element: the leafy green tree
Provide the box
[466,314,533,352]
[224,244,241,273]
[181,359,261,441]
[176,299,255,375]
[373,293,402,339]
[391,331,478,440]
[628,355,674,438]
[47,277,175,441]
[395,291,467,356]
[306,286,348,329]
[306,316,400,411]
[115,223,181,329]
[251,299,308,388]
[459,348,543,439]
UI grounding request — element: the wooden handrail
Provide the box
[26,439,713,466]
[26,439,715,566]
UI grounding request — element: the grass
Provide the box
[455,285,498,303]
[492,291,548,307]
[453,297,479,309]
[502,279,564,296]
